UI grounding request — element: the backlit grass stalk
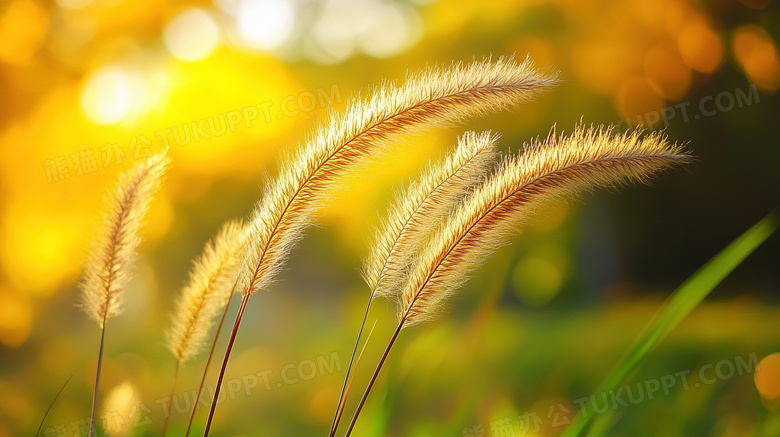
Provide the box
[80,152,170,437]
[184,288,235,437]
[330,320,379,436]
[165,220,247,436]
[343,125,689,435]
[329,131,499,436]
[160,361,179,437]
[203,56,558,434]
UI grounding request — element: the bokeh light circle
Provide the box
[163,8,220,61]
[755,353,780,401]
[236,0,295,51]
[80,66,146,125]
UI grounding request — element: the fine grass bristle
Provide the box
[80,151,170,437]
[364,130,499,299]
[238,56,558,298]
[168,219,248,364]
[398,125,689,326]
[330,131,499,436]
[208,56,557,436]
[81,151,170,327]
[342,125,689,436]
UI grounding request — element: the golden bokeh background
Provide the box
[0,0,778,436]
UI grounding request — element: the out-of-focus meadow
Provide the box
[1,0,779,436]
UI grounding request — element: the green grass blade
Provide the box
[562,210,778,437]
[367,353,397,437]
[583,410,619,437]
[35,375,73,437]
[36,375,72,437]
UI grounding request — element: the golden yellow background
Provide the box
[1,0,778,436]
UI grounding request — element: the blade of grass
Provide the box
[440,378,489,436]
[563,209,779,437]
[583,409,620,437]
[332,320,378,436]
[35,375,73,437]
[366,346,398,437]
[440,247,517,436]
[184,280,238,437]
[754,408,780,437]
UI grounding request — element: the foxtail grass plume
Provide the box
[364,131,499,299]
[330,131,499,436]
[168,220,248,364]
[80,152,170,327]
[239,56,557,297]
[208,56,556,436]
[399,125,689,326]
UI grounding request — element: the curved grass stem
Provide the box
[330,319,379,436]
[35,375,72,437]
[343,320,404,437]
[185,290,235,437]
[88,323,106,437]
[328,290,376,437]
[202,294,249,436]
[160,360,180,436]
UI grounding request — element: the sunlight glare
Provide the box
[164,8,220,62]
[81,66,145,125]
[236,0,295,50]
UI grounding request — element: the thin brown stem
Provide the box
[328,289,376,437]
[89,323,106,437]
[185,287,235,437]
[332,320,378,436]
[203,293,249,436]
[343,320,405,437]
[160,359,180,437]
[35,375,72,437]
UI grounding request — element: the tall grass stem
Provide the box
[89,324,106,437]
[328,290,375,437]
[203,293,249,436]
[160,360,180,436]
[185,290,234,437]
